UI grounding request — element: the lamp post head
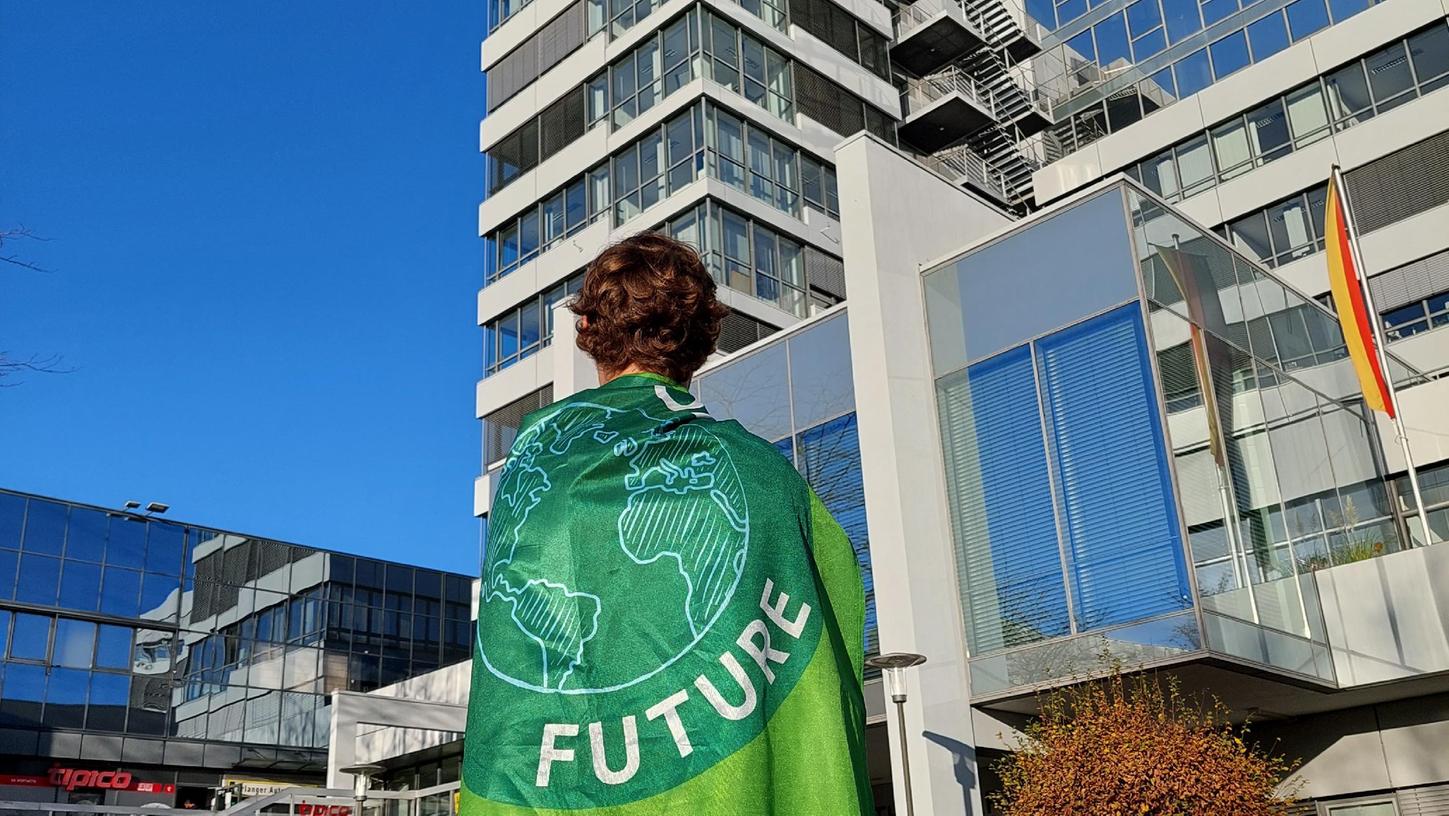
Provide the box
[340,764,384,802]
[865,652,927,703]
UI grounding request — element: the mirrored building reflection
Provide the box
[0,489,474,804]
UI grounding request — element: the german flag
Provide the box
[1326,170,1395,418]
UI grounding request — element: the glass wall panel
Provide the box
[924,188,1139,378]
[938,347,1070,653]
[695,342,792,442]
[22,499,67,555]
[0,492,24,549]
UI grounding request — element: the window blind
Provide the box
[1036,304,1191,631]
[940,345,1070,653]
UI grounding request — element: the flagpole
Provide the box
[1332,165,1436,548]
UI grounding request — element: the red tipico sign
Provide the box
[297,804,353,816]
[0,768,175,794]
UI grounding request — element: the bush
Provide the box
[992,671,1298,816]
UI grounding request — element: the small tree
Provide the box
[993,670,1298,816]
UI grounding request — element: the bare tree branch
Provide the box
[1,226,69,385]
[0,225,53,273]
[0,352,74,386]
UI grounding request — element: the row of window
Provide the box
[1,494,471,599]
[1123,22,1449,204]
[486,0,897,200]
[662,199,842,317]
[485,275,585,377]
[483,197,842,379]
[484,101,840,284]
[0,662,169,735]
[1047,0,1430,157]
[1383,290,1449,341]
[1,493,188,574]
[2,611,140,672]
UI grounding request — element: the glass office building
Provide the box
[692,310,880,659]
[0,489,474,805]
[924,181,1422,699]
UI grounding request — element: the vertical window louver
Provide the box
[940,345,1070,654]
[1035,304,1190,631]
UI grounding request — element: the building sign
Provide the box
[221,777,299,798]
[0,768,175,794]
[297,803,352,816]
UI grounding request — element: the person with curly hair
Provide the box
[462,232,873,815]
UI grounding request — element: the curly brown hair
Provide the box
[569,232,730,384]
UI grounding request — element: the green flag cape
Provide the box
[462,373,871,815]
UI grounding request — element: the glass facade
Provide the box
[691,312,880,658]
[0,489,474,773]
[1121,20,1449,205]
[1035,0,1449,163]
[922,182,1423,698]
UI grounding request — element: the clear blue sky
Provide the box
[0,2,487,575]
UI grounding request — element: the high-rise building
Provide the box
[472,0,1056,522]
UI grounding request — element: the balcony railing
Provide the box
[902,66,999,119]
[918,143,1011,201]
[892,0,987,43]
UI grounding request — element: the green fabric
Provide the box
[462,374,871,814]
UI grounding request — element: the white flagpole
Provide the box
[1333,165,1436,548]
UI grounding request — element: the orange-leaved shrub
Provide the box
[992,670,1299,816]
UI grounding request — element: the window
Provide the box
[1224,185,1327,267]
[1325,61,1374,126]
[1175,48,1213,97]
[1285,0,1329,40]
[1383,290,1449,340]
[1364,41,1416,110]
[1285,82,1330,144]
[10,612,51,661]
[1095,13,1131,66]
[1410,23,1449,91]
[665,201,830,316]
[1248,12,1290,60]
[1210,30,1251,79]
[1162,0,1202,44]
[1246,98,1292,163]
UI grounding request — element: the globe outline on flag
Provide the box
[477,400,751,697]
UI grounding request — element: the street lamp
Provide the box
[865,652,928,816]
[339,765,384,813]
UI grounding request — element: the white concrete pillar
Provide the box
[834,133,1014,816]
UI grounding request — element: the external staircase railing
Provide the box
[902,66,998,119]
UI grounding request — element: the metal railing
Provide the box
[918,143,1011,201]
[892,0,987,43]
[902,66,999,119]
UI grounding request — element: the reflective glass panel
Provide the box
[1285,0,1329,40]
[59,559,102,612]
[22,500,66,555]
[54,618,96,668]
[1248,12,1290,60]
[10,613,51,661]
[16,554,61,606]
[0,493,23,550]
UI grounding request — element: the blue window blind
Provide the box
[1036,304,1190,631]
[798,413,878,657]
[941,346,1070,653]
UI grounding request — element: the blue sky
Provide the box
[0,2,486,575]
